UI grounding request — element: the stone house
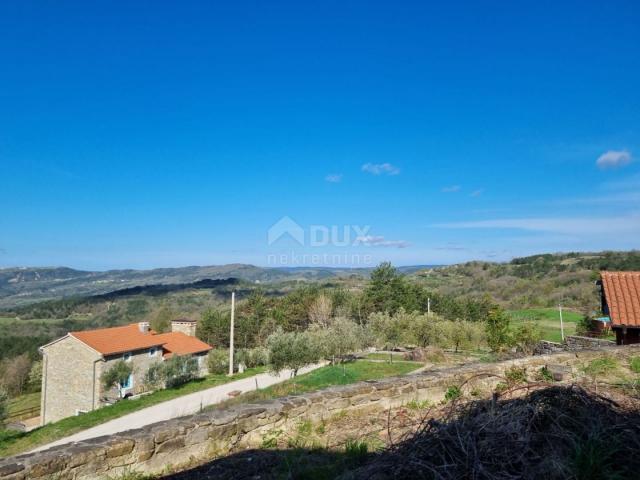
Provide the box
[39,320,212,425]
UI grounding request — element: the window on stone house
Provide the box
[120,374,133,390]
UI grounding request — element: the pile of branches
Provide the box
[346,385,640,480]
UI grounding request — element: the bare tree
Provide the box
[2,354,32,396]
[308,294,333,328]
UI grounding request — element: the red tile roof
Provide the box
[69,324,213,357]
[153,331,213,358]
[71,324,165,356]
[601,271,640,327]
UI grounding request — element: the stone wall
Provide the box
[534,335,616,356]
[41,336,102,425]
[565,335,616,349]
[4,345,639,480]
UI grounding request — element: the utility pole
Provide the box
[427,298,431,316]
[559,304,565,342]
[229,291,235,376]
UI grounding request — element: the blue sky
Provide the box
[1,1,639,270]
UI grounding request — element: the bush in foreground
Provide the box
[349,385,640,479]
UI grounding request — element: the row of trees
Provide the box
[197,263,499,352]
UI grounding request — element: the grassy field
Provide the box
[0,366,266,458]
[6,393,40,421]
[508,307,582,343]
[215,359,422,410]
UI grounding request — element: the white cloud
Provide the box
[433,214,640,236]
[354,235,410,248]
[325,173,343,183]
[442,185,461,193]
[361,163,400,176]
[596,150,632,169]
[469,189,484,197]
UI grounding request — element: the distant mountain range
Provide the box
[0,264,434,309]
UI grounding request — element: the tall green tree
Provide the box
[362,262,408,315]
[199,308,230,347]
[485,305,511,352]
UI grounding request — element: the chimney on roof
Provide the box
[138,321,150,334]
[171,319,197,337]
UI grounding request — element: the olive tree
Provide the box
[101,360,133,397]
[162,355,198,388]
[267,329,322,377]
[321,318,363,363]
[368,308,415,349]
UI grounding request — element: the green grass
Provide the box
[0,366,266,458]
[508,308,582,343]
[216,360,421,409]
[630,357,640,374]
[7,392,40,421]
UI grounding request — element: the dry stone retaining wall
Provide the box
[1,345,638,480]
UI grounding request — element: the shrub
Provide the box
[511,322,543,355]
[0,388,7,427]
[445,385,461,402]
[575,315,595,336]
[538,366,554,382]
[162,355,198,388]
[504,366,527,386]
[207,349,230,375]
[236,347,269,369]
[143,362,165,390]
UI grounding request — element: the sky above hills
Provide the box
[0,1,639,270]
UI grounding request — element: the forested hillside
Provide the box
[413,250,640,311]
[0,265,373,309]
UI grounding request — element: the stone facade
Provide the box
[40,336,102,425]
[98,348,163,400]
[41,339,166,425]
[8,345,637,480]
[171,320,197,337]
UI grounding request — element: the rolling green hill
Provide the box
[412,250,640,312]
